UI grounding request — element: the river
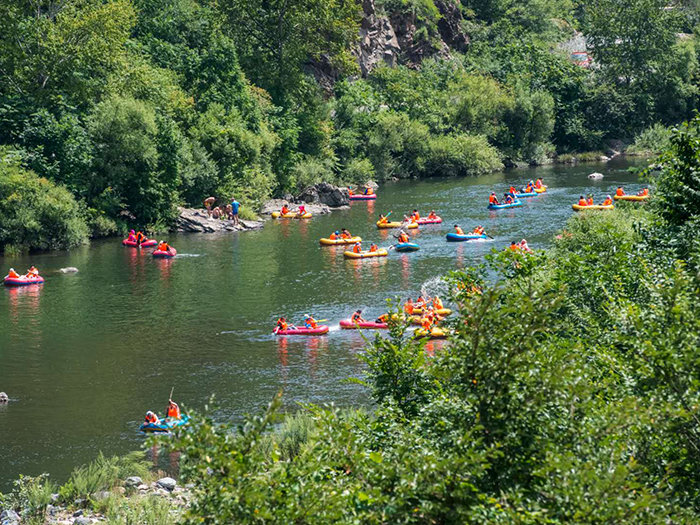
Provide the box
[0,159,648,488]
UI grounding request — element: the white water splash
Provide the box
[420,275,449,299]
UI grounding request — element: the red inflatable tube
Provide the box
[122,238,157,247]
[339,319,388,329]
[274,325,330,335]
[153,248,177,258]
[4,275,45,286]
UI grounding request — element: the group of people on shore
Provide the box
[204,196,240,225]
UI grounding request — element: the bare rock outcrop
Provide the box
[175,208,263,233]
[296,182,350,207]
[357,0,401,76]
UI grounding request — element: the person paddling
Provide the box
[166,398,181,420]
[397,230,410,244]
[578,195,588,207]
[351,310,366,323]
[454,224,465,235]
[489,192,499,205]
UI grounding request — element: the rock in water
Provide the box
[296,182,349,207]
[588,172,604,180]
[0,392,8,403]
[60,267,79,273]
[156,477,177,491]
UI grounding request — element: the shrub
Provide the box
[628,123,673,155]
[425,134,503,177]
[0,159,88,253]
[340,157,375,185]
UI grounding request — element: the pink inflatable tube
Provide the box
[122,238,157,247]
[274,325,330,336]
[416,216,442,225]
[153,248,177,258]
[349,194,377,200]
[4,275,44,286]
[339,319,388,329]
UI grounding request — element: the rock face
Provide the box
[357,0,400,76]
[175,208,264,233]
[434,0,469,52]
[296,182,350,207]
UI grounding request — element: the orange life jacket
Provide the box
[535,180,543,188]
[305,318,318,328]
[145,413,159,424]
[404,301,414,315]
[379,216,388,224]
[329,233,338,240]
[578,199,588,206]
[412,212,420,220]
[341,232,352,239]
[616,188,624,196]
[640,188,649,196]
[281,206,289,214]
[428,212,437,219]
[167,402,181,419]
[489,195,498,204]
[277,319,288,331]
[455,227,465,235]
[369,244,378,252]
[136,232,146,242]
[398,233,409,243]
[353,244,361,253]
[351,312,362,321]
[509,244,519,251]
[587,197,594,206]
[421,317,432,330]
[8,269,20,278]
[509,186,517,194]
[433,298,443,310]
[602,198,612,206]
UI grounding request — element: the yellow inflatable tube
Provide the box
[613,195,649,202]
[411,307,452,316]
[343,249,389,259]
[415,327,449,339]
[376,221,418,229]
[272,211,312,219]
[572,204,614,211]
[319,236,362,246]
[534,186,547,193]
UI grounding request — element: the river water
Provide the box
[0,159,648,487]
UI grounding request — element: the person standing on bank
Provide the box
[230,196,240,226]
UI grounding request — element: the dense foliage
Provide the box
[166,117,700,522]
[0,0,698,250]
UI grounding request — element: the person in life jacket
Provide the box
[158,241,171,252]
[276,317,289,332]
[615,187,625,197]
[578,195,588,206]
[7,268,20,279]
[411,209,420,221]
[297,205,307,217]
[397,231,410,243]
[428,210,438,219]
[602,195,613,206]
[535,178,544,189]
[509,241,520,251]
[433,297,444,310]
[144,411,160,425]
[526,180,535,192]
[341,229,352,239]
[503,193,514,204]
[518,239,532,253]
[378,214,389,225]
[329,231,340,240]
[364,186,374,195]
[637,187,649,196]
[351,310,366,323]
[586,195,594,206]
[369,243,378,252]
[489,192,499,205]
[167,399,181,419]
[404,298,414,315]
[454,224,465,235]
[375,313,389,324]
[471,225,484,235]
[127,229,137,242]
[281,204,290,215]
[414,296,426,309]
[26,266,39,277]
[352,241,362,254]
[509,185,517,195]
[303,315,318,329]
[421,314,433,331]
[136,231,147,244]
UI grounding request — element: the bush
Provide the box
[340,157,375,185]
[0,158,88,253]
[425,134,503,177]
[628,123,673,155]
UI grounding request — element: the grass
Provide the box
[104,494,178,525]
[554,151,606,164]
[238,205,259,221]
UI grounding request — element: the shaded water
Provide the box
[0,159,648,487]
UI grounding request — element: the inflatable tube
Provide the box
[319,236,361,246]
[140,414,190,434]
[446,232,488,242]
[509,191,538,198]
[272,211,312,219]
[534,186,547,193]
[394,243,420,252]
[153,248,177,258]
[376,221,418,229]
[339,319,389,329]
[274,325,330,336]
[3,275,45,286]
[415,327,449,339]
[416,216,442,225]
[488,200,522,210]
[122,238,157,247]
[411,307,452,316]
[349,194,377,200]
[572,204,614,211]
[343,249,389,259]
[613,194,649,202]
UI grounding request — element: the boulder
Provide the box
[295,182,349,207]
[588,172,604,180]
[0,392,8,403]
[175,208,264,233]
[124,476,142,488]
[59,267,79,273]
[156,477,177,492]
[0,510,20,525]
[73,517,91,525]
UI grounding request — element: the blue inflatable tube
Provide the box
[394,242,420,252]
[139,414,190,433]
[509,192,538,198]
[446,233,488,242]
[488,200,522,210]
